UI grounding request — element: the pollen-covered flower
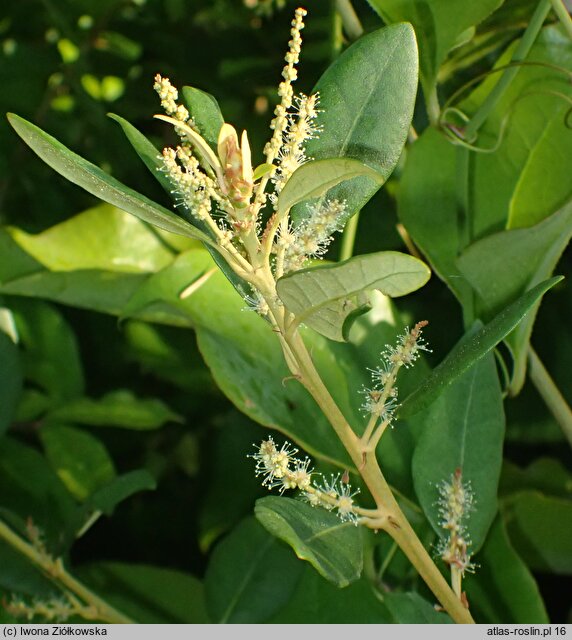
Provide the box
[306,473,361,524]
[250,437,298,487]
[279,199,346,273]
[381,321,431,369]
[271,93,321,196]
[250,439,361,525]
[263,8,308,168]
[154,74,190,123]
[435,469,476,577]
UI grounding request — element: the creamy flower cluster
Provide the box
[251,437,361,524]
[278,199,346,273]
[361,321,431,419]
[153,9,340,292]
[435,469,476,576]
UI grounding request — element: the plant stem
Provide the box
[339,212,360,261]
[335,0,364,40]
[285,333,474,623]
[426,85,441,127]
[528,346,572,448]
[551,0,572,39]
[456,0,550,328]
[0,519,133,624]
[465,0,552,138]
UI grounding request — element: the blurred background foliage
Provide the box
[0,0,570,624]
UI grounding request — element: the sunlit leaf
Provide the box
[255,496,363,587]
[276,251,430,341]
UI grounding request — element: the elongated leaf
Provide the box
[39,424,116,501]
[366,0,502,95]
[277,158,382,217]
[47,390,182,430]
[109,114,250,297]
[0,437,77,545]
[7,113,212,243]
[383,592,453,623]
[276,251,430,341]
[181,86,224,151]
[464,516,549,623]
[270,567,392,623]
[509,117,572,228]
[457,203,572,393]
[255,496,362,587]
[84,469,156,517]
[399,27,572,308]
[204,517,302,623]
[399,276,563,418]
[10,299,84,403]
[293,23,418,223]
[503,492,572,575]
[0,330,22,437]
[9,204,174,274]
[412,352,504,551]
[79,563,209,623]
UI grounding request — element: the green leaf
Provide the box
[198,412,266,551]
[464,516,549,623]
[503,491,572,575]
[276,251,430,341]
[47,390,181,430]
[108,113,179,196]
[398,128,470,304]
[383,592,453,623]
[277,158,382,217]
[464,26,572,234]
[366,0,502,95]
[109,114,250,298]
[252,163,274,181]
[204,517,302,623]
[270,567,392,623]
[255,496,363,587]
[0,540,57,599]
[0,437,76,545]
[399,27,572,305]
[181,86,224,152]
[500,458,572,501]
[0,330,22,436]
[9,204,173,274]
[457,203,572,393]
[84,469,157,517]
[412,352,504,551]
[39,424,116,501]
[79,563,209,623]
[11,299,84,403]
[293,23,418,222]
[7,113,212,243]
[399,277,563,418]
[509,117,572,228]
[0,269,148,318]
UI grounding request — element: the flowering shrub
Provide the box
[0,0,571,625]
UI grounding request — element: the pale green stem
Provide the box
[426,85,441,127]
[464,0,552,138]
[335,0,364,40]
[528,346,572,448]
[285,333,474,624]
[550,0,572,39]
[377,540,399,581]
[0,519,133,624]
[339,212,360,261]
